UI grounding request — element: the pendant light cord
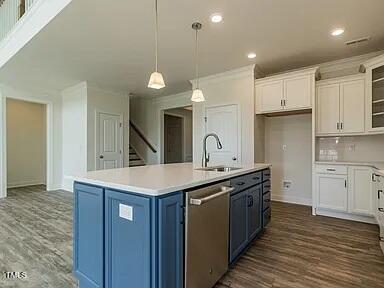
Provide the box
[155,0,159,72]
[195,28,199,89]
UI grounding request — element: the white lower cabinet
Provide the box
[348,166,374,216]
[316,165,374,217]
[317,173,348,212]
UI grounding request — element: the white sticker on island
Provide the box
[119,203,133,221]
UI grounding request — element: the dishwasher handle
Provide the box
[190,186,234,206]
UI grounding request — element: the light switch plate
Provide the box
[119,203,133,221]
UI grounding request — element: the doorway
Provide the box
[6,98,47,190]
[163,106,193,164]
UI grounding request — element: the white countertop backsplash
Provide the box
[74,163,271,196]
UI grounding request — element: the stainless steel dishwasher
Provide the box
[185,181,234,288]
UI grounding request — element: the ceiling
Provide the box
[1,0,384,96]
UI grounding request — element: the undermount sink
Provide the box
[195,166,242,172]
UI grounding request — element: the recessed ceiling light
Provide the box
[210,13,223,23]
[247,52,257,59]
[331,28,345,36]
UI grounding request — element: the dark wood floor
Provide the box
[217,202,384,288]
[1,186,384,288]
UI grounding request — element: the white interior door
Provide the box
[205,105,239,166]
[97,112,123,170]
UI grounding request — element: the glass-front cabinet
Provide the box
[372,66,384,129]
[366,56,384,132]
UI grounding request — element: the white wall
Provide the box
[192,65,255,165]
[265,114,312,205]
[164,107,193,162]
[0,85,63,199]
[6,99,46,188]
[87,86,129,170]
[61,82,87,191]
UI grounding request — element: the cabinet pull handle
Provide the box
[340,122,343,130]
[280,99,283,107]
[264,199,271,203]
[236,182,245,186]
[326,168,336,172]
[378,190,383,199]
[190,186,235,206]
[378,208,384,212]
[252,176,260,180]
[345,180,347,188]
[284,99,286,106]
[337,123,339,130]
[380,236,384,242]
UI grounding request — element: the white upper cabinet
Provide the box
[316,84,340,134]
[363,55,384,133]
[340,79,365,134]
[316,75,365,136]
[256,80,283,113]
[255,67,318,114]
[284,75,311,110]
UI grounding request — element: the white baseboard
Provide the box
[7,180,45,189]
[62,176,74,193]
[316,208,377,224]
[272,194,312,206]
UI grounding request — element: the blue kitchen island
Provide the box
[73,163,271,288]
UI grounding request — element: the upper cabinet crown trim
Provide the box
[255,67,320,84]
[316,74,366,86]
[362,52,384,69]
[190,64,255,87]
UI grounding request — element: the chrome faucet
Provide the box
[202,133,223,167]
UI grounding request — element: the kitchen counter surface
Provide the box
[315,161,384,170]
[74,163,271,196]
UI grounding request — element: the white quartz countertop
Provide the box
[74,163,271,196]
[315,161,384,170]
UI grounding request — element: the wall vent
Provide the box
[345,36,371,46]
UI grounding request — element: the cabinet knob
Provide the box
[100,155,104,159]
[232,156,237,161]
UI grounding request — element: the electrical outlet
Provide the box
[348,144,355,152]
[283,180,292,190]
[282,144,287,151]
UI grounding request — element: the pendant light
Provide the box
[148,0,165,89]
[191,22,205,102]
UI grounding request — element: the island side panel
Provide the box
[74,183,104,288]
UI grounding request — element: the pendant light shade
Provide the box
[148,0,166,89]
[148,71,165,89]
[191,22,205,102]
[191,88,205,102]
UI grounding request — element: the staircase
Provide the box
[129,145,146,167]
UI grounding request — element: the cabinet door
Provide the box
[316,84,340,134]
[284,75,311,110]
[74,183,104,288]
[348,167,373,216]
[158,193,184,288]
[247,186,262,240]
[105,190,151,288]
[229,191,248,263]
[316,174,348,212]
[340,79,365,134]
[256,80,284,113]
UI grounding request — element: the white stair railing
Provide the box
[0,0,37,43]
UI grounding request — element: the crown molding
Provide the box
[189,64,255,87]
[255,67,319,83]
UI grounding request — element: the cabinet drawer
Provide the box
[263,180,271,193]
[230,175,251,195]
[263,192,271,211]
[262,169,271,182]
[315,165,347,175]
[245,171,262,187]
[263,207,271,228]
